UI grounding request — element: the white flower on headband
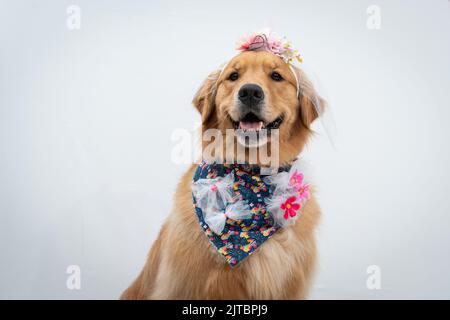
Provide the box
[235,29,303,64]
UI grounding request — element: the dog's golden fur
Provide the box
[121,51,324,299]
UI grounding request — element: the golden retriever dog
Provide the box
[121,48,324,300]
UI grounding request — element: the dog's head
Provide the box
[193,50,324,166]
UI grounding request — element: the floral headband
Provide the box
[221,29,302,97]
[235,29,303,65]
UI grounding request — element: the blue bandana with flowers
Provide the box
[192,162,292,267]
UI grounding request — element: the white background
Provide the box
[1,0,449,299]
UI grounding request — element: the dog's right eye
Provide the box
[228,72,239,81]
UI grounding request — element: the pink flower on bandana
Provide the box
[289,170,311,202]
[297,183,310,202]
[280,196,300,220]
[289,170,304,189]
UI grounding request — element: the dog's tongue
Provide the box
[239,121,264,130]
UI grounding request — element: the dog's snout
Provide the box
[238,84,264,106]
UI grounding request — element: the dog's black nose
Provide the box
[238,84,264,106]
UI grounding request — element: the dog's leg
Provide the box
[120,225,166,300]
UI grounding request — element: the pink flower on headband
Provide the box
[235,29,303,64]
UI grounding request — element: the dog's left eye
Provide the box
[271,72,283,81]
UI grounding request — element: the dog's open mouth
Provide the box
[229,112,283,131]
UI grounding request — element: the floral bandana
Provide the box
[192,159,311,267]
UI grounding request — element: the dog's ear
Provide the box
[192,69,221,126]
[292,66,326,130]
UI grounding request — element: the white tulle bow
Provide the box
[205,200,253,235]
[264,159,312,227]
[192,172,235,213]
